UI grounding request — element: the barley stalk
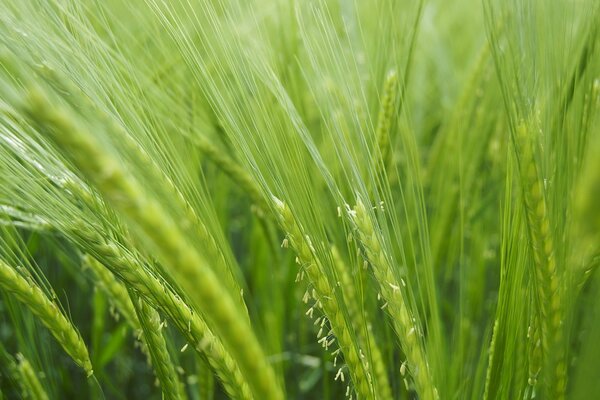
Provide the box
[16,354,49,400]
[194,134,268,212]
[21,86,282,400]
[274,198,375,399]
[349,199,438,400]
[0,259,93,376]
[131,292,185,400]
[573,83,600,265]
[195,357,215,400]
[483,319,499,400]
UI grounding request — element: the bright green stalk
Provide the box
[16,354,49,400]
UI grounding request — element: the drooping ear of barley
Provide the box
[273,197,375,399]
[19,85,282,400]
[16,353,49,400]
[0,259,92,376]
[131,292,185,400]
[73,222,252,400]
[113,127,247,317]
[0,99,252,397]
[349,198,437,400]
[84,255,185,399]
[33,65,247,316]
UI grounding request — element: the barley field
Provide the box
[0,0,598,399]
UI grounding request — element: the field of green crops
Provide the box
[0,0,598,399]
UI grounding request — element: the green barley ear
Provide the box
[16,353,49,400]
[0,259,93,376]
[374,70,399,179]
[273,197,375,399]
[30,64,247,315]
[330,245,393,400]
[348,198,438,400]
[131,293,185,400]
[18,85,282,400]
[85,253,186,397]
[513,121,565,397]
[78,228,251,399]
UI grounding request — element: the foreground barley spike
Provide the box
[273,197,375,399]
[131,292,185,400]
[513,122,565,398]
[20,85,282,400]
[35,64,246,315]
[119,130,247,316]
[0,259,93,376]
[349,198,438,400]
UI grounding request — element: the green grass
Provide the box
[0,0,598,399]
